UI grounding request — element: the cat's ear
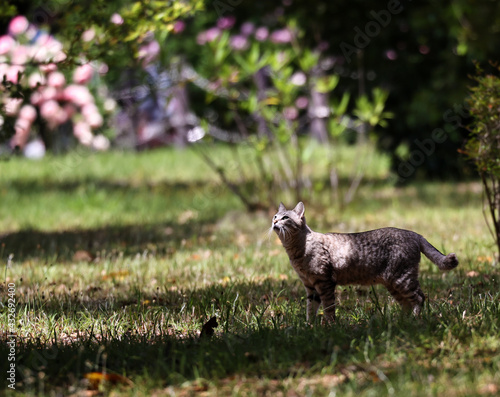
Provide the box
[293,202,305,218]
[278,202,286,212]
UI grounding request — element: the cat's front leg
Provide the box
[314,280,337,323]
[304,285,321,322]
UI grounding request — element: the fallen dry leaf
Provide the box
[467,271,480,278]
[178,210,198,224]
[479,383,498,394]
[83,372,133,389]
[73,250,94,263]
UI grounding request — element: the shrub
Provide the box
[464,63,500,262]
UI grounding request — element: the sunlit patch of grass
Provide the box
[0,145,499,395]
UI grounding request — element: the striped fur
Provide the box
[272,202,458,322]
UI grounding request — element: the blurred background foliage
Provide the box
[1,0,500,182]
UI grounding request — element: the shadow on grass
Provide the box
[0,219,220,261]
[2,272,493,394]
[3,177,212,195]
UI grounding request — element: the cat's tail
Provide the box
[419,235,459,271]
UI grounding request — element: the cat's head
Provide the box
[272,202,306,239]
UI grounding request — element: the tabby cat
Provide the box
[272,202,458,322]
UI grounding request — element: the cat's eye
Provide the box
[282,216,289,220]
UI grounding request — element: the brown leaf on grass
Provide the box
[83,372,133,389]
[479,383,498,395]
[200,316,218,338]
[73,250,94,263]
[467,271,480,277]
[178,210,198,224]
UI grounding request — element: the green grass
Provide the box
[0,145,499,396]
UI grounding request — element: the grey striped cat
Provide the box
[272,202,458,322]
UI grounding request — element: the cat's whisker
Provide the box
[266,226,275,241]
[282,225,291,241]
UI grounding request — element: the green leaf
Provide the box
[314,75,339,94]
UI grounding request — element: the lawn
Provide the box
[0,145,499,396]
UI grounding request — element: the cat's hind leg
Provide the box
[386,277,425,316]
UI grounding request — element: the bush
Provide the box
[464,63,500,262]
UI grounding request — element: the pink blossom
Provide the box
[51,50,67,63]
[173,20,185,34]
[11,118,31,148]
[73,121,93,145]
[385,49,397,60]
[31,43,48,62]
[19,105,37,123]
[8,16,29,36]
[138,40,160,66]
[28,72,46,88]
[14,117,31,137]
[419,45,430,55]
[25,24,38,41]
[87,112,103,128]
[196,32,207,45]
[295,96,309,109]
[39,63,57,73]
[41,35,63,54]
[254,27,269,41]
[73,64,94,84]
[110,13,124,25]
[290,71,306,86]
[11,45,29,64]
[0,63,8,80]
[81,104,104,127]
[229,35,248,51]
[40,100,68,128]
[217,16,236,30]
[205,27,221,43]
[81,28,95,42]
[64,84,93,107]
[197,27,221,45]
[91,135,110,151]
[240,22,255,36]
[63,103,76,119]
[30,91,43,106]
[0,35,15,55]
[5,98,23,115]
[47,71,65,88]
[283,106,298,120]
[270,28,293,44]
[35,35,65,62]
[11,123,30,148]
[40,100,61,121]
[81,103,98,117]
[6,65,25,83]
[98,62,109,74]
[55,108,69,125]
[41,86,58,101]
